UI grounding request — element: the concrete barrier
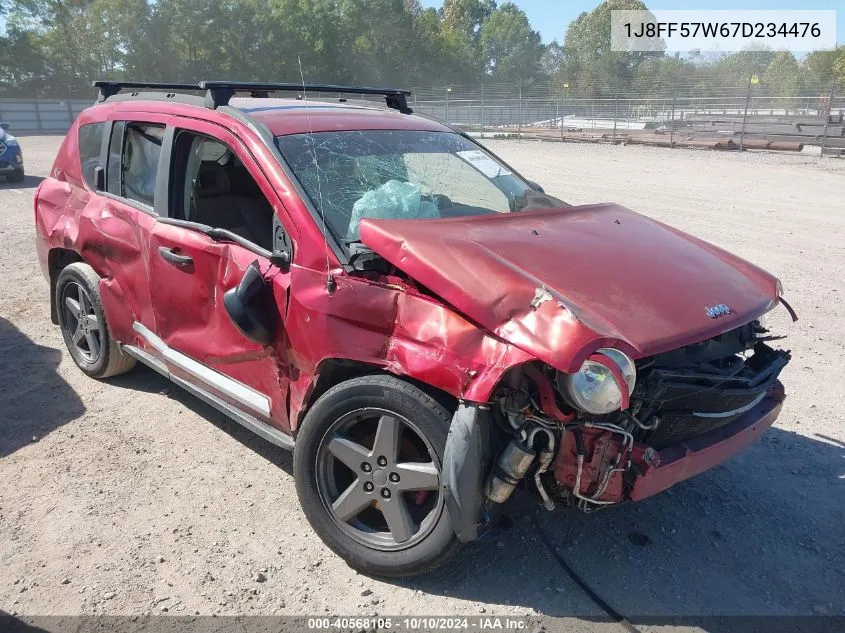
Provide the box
[0,99,91,133]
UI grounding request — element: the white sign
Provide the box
[611,10,837,53]
[457,150,512,179]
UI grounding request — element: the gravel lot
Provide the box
[1,136,843,628]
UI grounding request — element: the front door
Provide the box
[146,124,294,432]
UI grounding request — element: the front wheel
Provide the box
[294,375,460,577]
[8,169,24,183]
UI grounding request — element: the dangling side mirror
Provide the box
[223,261,277,346]
[526,180,545,193]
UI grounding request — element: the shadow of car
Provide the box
[0,317,86,457]
[119,362,842,624]
[394,427,844,623]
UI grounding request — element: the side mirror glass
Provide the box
[526,180,545,193]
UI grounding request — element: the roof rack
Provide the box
[200,81,412,113]
[93,81,201,101]
[93,80,413,114]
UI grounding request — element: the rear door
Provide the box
[145,119,295,433]
[94,117,168,344]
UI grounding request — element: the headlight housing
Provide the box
[556,348,636,415]
[2,135,18,147]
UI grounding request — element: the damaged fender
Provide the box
[442,402,494,542]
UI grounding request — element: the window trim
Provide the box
[105,120,125,198]
[156,217,275,261]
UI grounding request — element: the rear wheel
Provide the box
[56,262,136,378]
[294,375,459,577]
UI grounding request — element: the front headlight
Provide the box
[3,135,18,147]
[556,348,636,415]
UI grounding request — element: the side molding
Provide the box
[132,321,271,417]
[122,323,294,452]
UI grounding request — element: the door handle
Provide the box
[158,246,193,267]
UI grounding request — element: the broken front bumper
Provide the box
[628,382,785,501]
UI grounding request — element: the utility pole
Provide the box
[480,82,485,139]
[560,82,568,142]
[669,72,678,148]
[612,87,619,144]
[821,80,836,156]
[739,74,758,151]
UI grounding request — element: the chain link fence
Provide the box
[411,78,845,154]
[4,77,843,155]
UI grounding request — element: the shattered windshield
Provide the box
[275,130,566,242]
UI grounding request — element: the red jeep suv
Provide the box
[34,80,793,577]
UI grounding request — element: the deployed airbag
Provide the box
[347,180,438,239]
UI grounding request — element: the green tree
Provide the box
[559,0,659,97]
[804,46,845,87]
[834,50,845,85]
[540,41,564,78]
[479,2,544,84]
[0,25,46,96]
[762,51,802,103]
[441,0,494,44]
[5,0,155,95]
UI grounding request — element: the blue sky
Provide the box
[421,0,842,45]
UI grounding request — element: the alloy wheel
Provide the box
[316,408,443,551]
[60,281,102,363]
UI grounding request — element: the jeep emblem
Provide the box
[705,304,731,318]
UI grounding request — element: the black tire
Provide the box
[55,262,136,378]
[294,374,460,577]
[8,169,25,183]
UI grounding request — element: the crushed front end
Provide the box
[550,322,790,509]
[445,319,790,536]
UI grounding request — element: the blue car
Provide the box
[0,122,25,183]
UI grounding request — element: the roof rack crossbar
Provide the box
[93,81,201,102]
[93,80,414,114]
[198,81,413,113]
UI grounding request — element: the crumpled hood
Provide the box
[359,203,781,373]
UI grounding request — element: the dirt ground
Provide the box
[1,136,843,629]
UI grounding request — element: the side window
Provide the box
[78,122,105,189]
[170,130,275,251]
[122,124,164,206]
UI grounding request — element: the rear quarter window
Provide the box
[78,122,105,189]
